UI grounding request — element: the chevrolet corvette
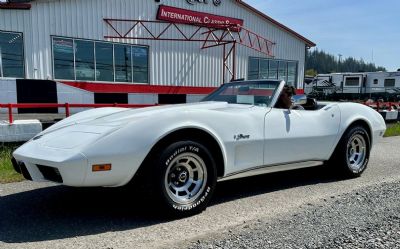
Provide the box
[12,80,386,216]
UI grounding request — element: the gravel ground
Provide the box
[184,181,400,249]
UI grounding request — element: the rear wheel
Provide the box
[154,141,217,217]
[328,125,370,178]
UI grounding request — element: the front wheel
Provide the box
[328,125,370,178]
[154,141,217,217]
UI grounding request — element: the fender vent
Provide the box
[37,165,63,183]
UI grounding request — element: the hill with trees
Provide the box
[305,49,386,76]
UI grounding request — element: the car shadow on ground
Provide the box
[0,166,344,243]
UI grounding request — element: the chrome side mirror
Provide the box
[291,94,307,106]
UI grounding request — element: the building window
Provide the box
[132,46,149,83]
[287,61,297,86]
[114,44,132,82]
[278,61,287,83]
[248,57,259,80]
[0,31,24,78]
[259,59,269,79]
[52,37,149,83]
[53,38,74,80]
[248,57,297,86]
[373,79,378,84]
[75,40,95,81]
[95,42,113,82]
[384,79,395,87]
[268,60,278,79]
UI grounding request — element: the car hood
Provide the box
[39,102,253,135]
[88,101,252,125]
[26,102,257,150]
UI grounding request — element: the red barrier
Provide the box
[364,101,400,112]
[0,103,157,124]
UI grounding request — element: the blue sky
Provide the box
[245,0,400,71]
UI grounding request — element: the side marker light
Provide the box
[92,164,112,172]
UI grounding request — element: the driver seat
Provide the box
[302,97,318,110]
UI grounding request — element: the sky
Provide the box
[245,0,400,71]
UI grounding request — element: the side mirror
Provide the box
[291,94,307,106]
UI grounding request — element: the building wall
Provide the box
[0,0,307,88]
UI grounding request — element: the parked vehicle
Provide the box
[12,80,386,216]
[305,72,400,101]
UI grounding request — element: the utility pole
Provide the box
[338,54,342,72]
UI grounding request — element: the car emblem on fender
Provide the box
[234,134,250,141]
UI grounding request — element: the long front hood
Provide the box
[26,102,252,149]
[86,101,249,124]
[69,101,254,127]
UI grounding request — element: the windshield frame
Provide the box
[202,80,285,108]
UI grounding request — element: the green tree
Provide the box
[306,49,386,74]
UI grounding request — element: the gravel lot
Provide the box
[0,137,399,249]
[184,181,400,249]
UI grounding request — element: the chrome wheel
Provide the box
[346,134,367,173]
[164,152,207,205]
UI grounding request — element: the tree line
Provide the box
[305,49,387,76]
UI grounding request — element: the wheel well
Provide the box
[140,128,225,178]
[347,119,373,145]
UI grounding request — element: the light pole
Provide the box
[338,54,342,72]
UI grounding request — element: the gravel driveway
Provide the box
[0,137,399,249]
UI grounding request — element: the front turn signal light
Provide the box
[92,164,112,172]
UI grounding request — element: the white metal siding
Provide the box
[0,0,308,87]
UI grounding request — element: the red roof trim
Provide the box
[60,81,217,94]
[235,0,316,47]
[0,3,31,10]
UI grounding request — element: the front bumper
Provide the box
[13,142,88,186]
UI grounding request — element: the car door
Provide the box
[263,105,341,165]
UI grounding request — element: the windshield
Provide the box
[202,80,281,107]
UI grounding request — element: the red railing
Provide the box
[0,103,157,124]
[363,101,400,112]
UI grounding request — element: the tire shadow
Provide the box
[0,165,344,243]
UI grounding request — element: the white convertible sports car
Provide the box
[12,80,386,216]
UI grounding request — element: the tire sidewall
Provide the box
[156,141,217,215]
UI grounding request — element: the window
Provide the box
[287,62,297,86]
[132,46,149,83]
[52,37,149,83]
[0,31,24,78]
[268,60,278,79]
[75,40,95,81]
[259,59,269,79]
[95,42,113,82]
[248,57,259,80]
[384,79,395,87]
[53,38,74,80]
[278,61,288,83]
[114,44,132,82]
[248,57,298,85]
[373,79,378,84]
[344,77,361,86]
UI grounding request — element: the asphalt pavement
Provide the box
[0,137,399,249]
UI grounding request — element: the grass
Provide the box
[0,143,24,184]
[384,122,400,137]
[0,122,399,184]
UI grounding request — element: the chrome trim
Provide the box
[218,160,324,182]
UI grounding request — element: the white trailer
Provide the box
[305,72,400,98]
